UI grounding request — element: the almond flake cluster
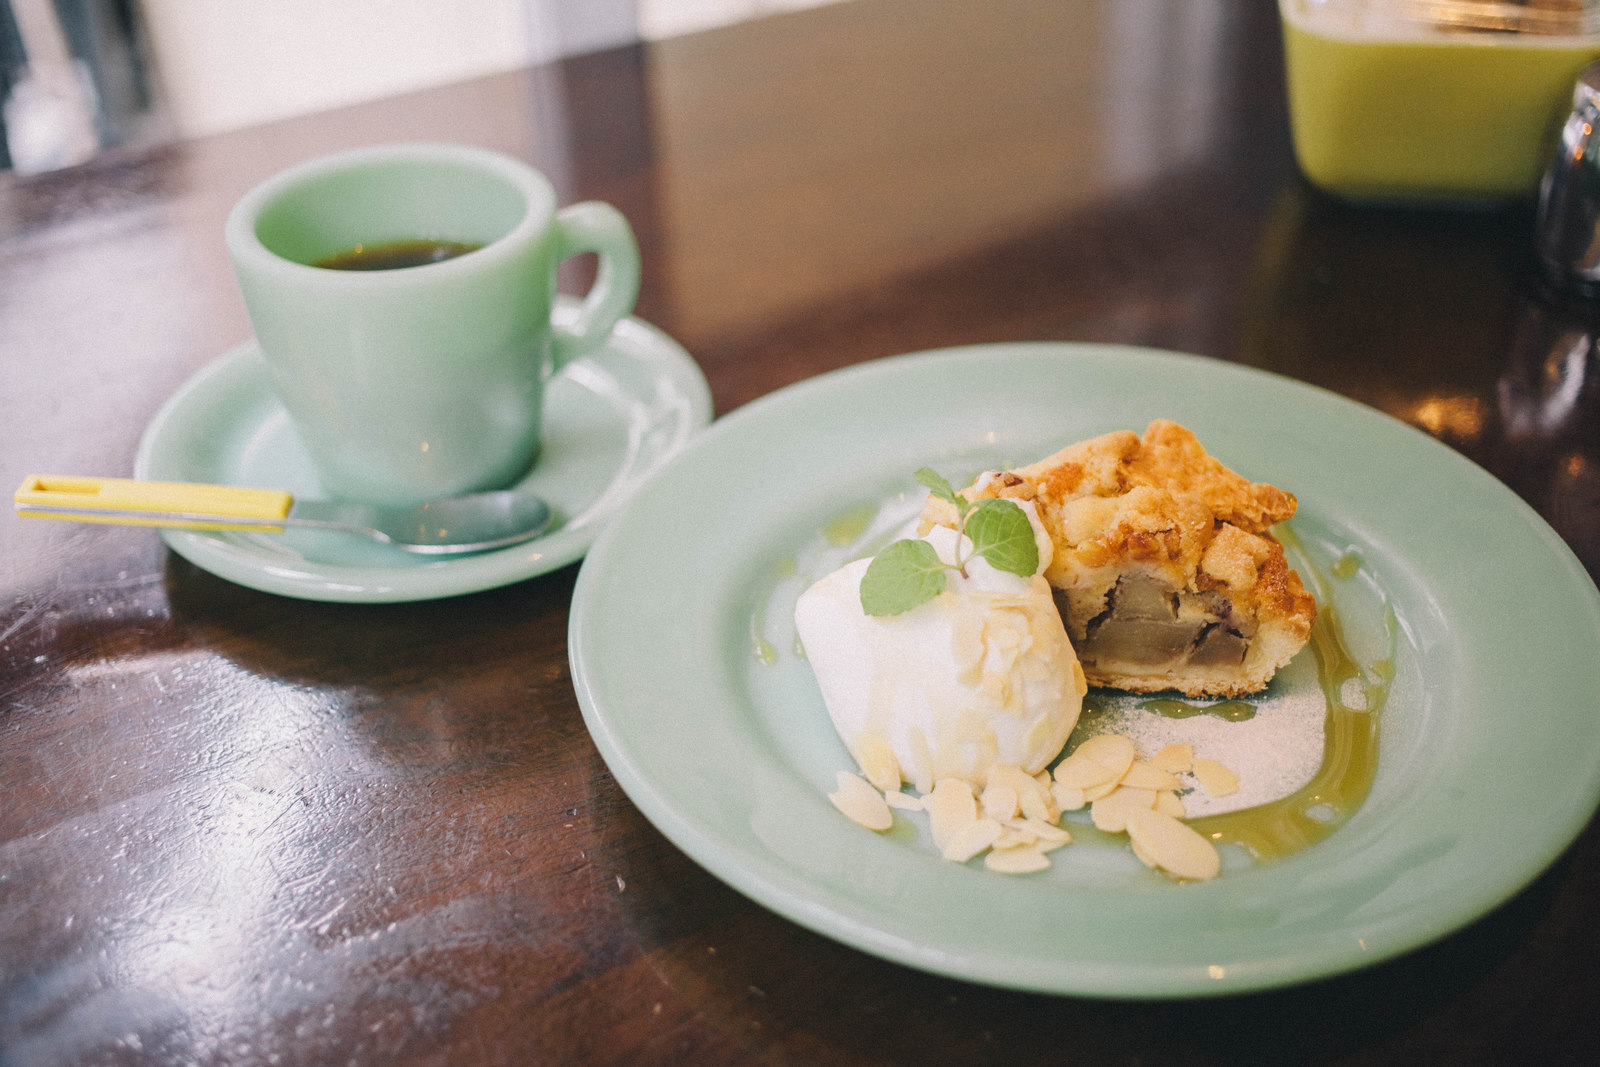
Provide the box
[827,732,1239,881]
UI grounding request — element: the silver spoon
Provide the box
[14,475,554,556]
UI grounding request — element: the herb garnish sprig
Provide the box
[858,468,1039,617]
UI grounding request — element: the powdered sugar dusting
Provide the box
[1066,672,1327,818]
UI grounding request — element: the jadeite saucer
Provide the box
[133,311,711,602]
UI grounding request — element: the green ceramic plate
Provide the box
[134,304,711,602]
[568,343,1600,998]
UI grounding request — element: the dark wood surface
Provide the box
[4,1,1599,1063]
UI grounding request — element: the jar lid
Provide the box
[1289,0,1600,37]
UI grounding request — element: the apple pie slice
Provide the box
[920,420,1315,697]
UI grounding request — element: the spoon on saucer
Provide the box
[14,475,554,556]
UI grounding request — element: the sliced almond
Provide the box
[829,771,893,831]
[1015,817,1072,846]
[1073,734,1136,777]
[984,845,1051,874]
[1129,835,1161,871]
[987,764,1045,801]
[1154,789,1187,819]
[883,790,923,811]
[1149,743,1194,774]
[1125,807,1221,881]
[1192,757,1240,797]
[994,826,1038,850]
[855,733,901,792]
[1050,781,1087,812]
[942,818,1004,862]
[1120,760,1182,792]
[1083,777,1123,803]
[989,763,1056,821]
[1089,786,1155,833]
[984,764,1029,791]
[1019,784,1059,824]
[980,784,1020,822]
[927,778,978,850]
[1053,756,1119,790]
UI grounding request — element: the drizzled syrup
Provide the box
[1189,530,1396,860]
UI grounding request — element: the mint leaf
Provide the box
[913,467,960,507]
[859,538,947,616]
[964,499,1038,577]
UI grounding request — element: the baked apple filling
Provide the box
[1072,575,1252,675]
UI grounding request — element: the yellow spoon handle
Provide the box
[14,475,293,532]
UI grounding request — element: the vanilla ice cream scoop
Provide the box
[795,500,1086,794]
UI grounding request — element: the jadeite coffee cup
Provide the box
[225,142,640,507]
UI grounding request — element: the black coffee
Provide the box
[314,239,483,271]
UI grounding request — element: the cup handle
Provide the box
[549,201,641,371]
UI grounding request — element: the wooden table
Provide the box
[5,1,1598,1062]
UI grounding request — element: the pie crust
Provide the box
[920,420,1316,697]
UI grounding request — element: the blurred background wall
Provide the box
[0,0,848,172]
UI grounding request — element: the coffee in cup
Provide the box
[224,142,640,507]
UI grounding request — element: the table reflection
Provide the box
[1241,181,1600,576]
[1495,280,1600,569]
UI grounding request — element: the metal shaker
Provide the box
[1537,60,1600,290]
